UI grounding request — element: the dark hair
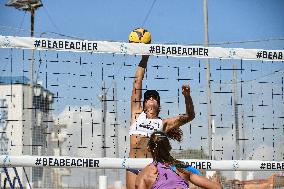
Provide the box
[143,90,160,106]
[148,131,183,166]
[144,90,160,102]
[167,128,183,142]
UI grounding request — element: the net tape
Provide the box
[0,35,283,61]
[0,155,283,171]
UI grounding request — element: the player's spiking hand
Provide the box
[182,84,191,97]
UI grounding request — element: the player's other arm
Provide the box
[189,172,222,189]
[163,84,195,132]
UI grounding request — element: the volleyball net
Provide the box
[0,35,283,60]
[0,35,283,188]
[0,155,283,171]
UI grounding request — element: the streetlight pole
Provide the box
[6,0,43,187]
[31,8,35,37]
[101,81,107,175]
[203,0,213,160]
[6,0,43,87]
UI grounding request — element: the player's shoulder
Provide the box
[138,163,157,179]
[145,163,158,173]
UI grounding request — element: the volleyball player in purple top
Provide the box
[135,131,222,189]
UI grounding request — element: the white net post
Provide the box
[99,175,107,189]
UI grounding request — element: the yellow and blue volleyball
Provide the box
[128,28,151,44]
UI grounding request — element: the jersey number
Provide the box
[163,173,168,180]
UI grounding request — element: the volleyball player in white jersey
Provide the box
[126,55,196,189]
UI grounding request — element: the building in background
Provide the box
[0,76,54,188]
[50,123,70,188]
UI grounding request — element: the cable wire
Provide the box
[142,0,157,27]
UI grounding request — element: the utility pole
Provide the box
[203,0,213,160]
[113,81,120,180]
[101,81,107,175]
[233,65,243,181]
[233,65,240,161]
[5,2,43,89]
[6,0,43,187]
[99,81,108,188]
[6,0,43,142]
[6,0,42,95]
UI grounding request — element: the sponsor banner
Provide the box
[0,156,283,171]
[0,35,283,61]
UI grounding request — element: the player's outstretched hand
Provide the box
[182,84,191,97]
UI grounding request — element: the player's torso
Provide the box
[129,112,164,158]
[129,134,152,158]
[129,112,163,136]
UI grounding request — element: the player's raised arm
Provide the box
[163,84,195,132]
[131,55,149,121]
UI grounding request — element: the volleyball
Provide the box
[128,28,151,44]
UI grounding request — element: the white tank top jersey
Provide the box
[129,112,163,137]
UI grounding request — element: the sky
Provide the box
[0,0,283,47]
[0,0,284,186]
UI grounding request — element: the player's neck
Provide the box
[145,111,158,119]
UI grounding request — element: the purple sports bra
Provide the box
[151,161,189,189]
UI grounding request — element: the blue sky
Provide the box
[0,0,284,184]
[1,0,283,47]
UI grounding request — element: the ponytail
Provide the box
[166,128,183,142]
